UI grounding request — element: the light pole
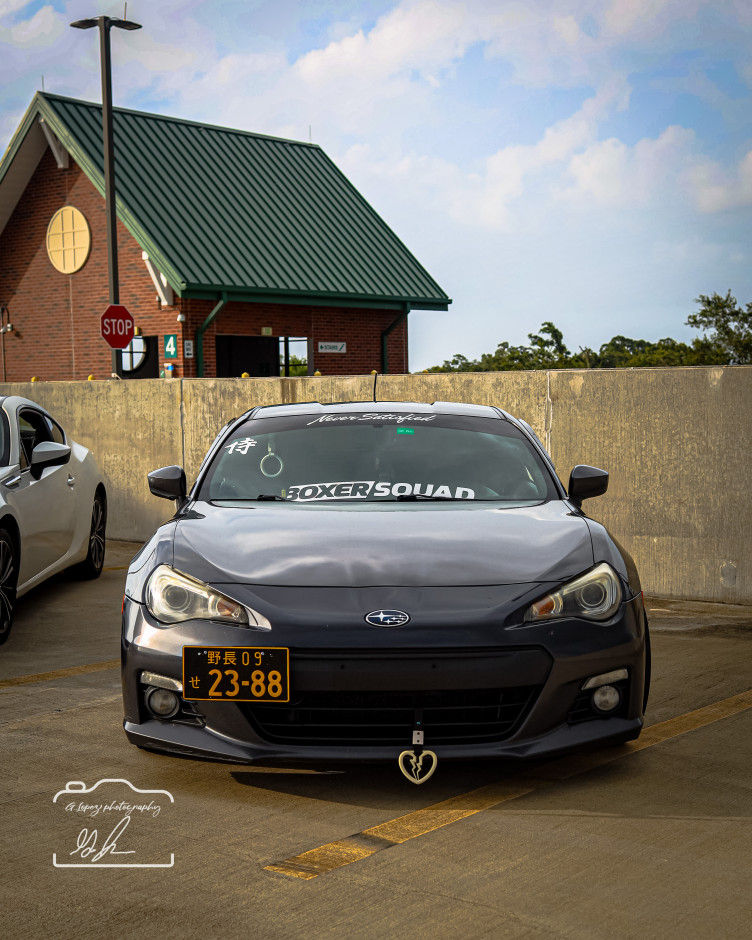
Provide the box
[70,14,141,371]
[0,306,13,383]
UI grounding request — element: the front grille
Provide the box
[244,686,541,746]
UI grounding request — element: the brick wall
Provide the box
[184,299,408,378]
[0,149,409,380]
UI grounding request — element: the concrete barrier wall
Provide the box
[2,365,749,604]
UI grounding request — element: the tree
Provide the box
[425,319,732,372]
[426,321,575,372]
[687,291,752,364]
[280,354,308,376]
[595,335,727,368]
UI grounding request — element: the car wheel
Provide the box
[0,529,18,646]
[72,491,107,579]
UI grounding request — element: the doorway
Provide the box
[215,335,279,377]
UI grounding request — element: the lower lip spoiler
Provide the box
[124,715,642,765]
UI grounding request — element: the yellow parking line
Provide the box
[0,660,120,689]
[103,565,129,571]
[265,688,752,880]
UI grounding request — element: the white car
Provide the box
[0,396,106,645]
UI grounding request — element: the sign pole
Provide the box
[98,16,119,374]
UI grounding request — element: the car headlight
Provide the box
[524,563,622,623]
[145,565,250,626]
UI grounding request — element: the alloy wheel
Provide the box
[89,497,106,572]
[0,531,17,642]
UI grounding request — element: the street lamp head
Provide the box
[70,16,141,31]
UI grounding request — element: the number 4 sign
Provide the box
[164,334,178,359]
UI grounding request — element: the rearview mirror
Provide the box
[568,465,608,507]
[30,441,71,480]
[148,465,187,502]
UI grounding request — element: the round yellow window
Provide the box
[46,206,91,274]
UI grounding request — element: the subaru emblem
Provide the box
[365,609,410,627]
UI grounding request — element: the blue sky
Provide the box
[2,0,751,370]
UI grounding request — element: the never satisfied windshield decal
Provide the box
[285,481,475,500]
[306,413,437,425]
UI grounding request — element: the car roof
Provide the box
[0,395,53,416]
[249,400,507,420]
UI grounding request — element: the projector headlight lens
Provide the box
[525,563,622,623]
[145,565,249,625]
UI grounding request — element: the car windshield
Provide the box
[198,411,557,503]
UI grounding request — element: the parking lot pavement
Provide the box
[1,548,751,940]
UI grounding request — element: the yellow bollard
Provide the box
[241,372,250,378]
[31,376,39,382]
[87,374,95,381]
[314,370,322,376]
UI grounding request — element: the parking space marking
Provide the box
[0,660,120,689]
[103,565,129,571]
[264,688,752,880]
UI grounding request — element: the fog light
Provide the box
[146,687,180,719]
[592,684,621,713]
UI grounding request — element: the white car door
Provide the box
[5,408,77,585]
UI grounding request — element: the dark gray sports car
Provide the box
[122,400,649,782]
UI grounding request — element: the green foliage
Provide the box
[281,354,308,377]
[426,322,575,372]
[687,291,752,364]
[425,313,734,373]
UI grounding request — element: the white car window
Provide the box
[45,416,66,445]
[18,410,53,470]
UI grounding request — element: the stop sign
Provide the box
[101,304,135,349]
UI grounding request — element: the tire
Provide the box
[642,618,652,714]
[71,491,107,580]
[0,529,18,646]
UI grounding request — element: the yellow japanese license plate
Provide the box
[182,646,290,702]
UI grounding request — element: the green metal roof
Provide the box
[1,93,450,309]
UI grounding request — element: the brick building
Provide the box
[0,93,450,381]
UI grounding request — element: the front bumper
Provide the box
[122,593,646,765]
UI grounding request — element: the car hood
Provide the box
[173,500,593,588]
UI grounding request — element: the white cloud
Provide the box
[0,0,27,18]
[1,4,62,46]
[560,122,752,215]
[335,78,633,240]
[687,149,752,212]
[561,124,697,208]
[446,78,631,228]
[295,1,477,85]
[553,14,582,45]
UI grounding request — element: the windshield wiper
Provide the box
[394,493,456,501]
[255,494,288,501]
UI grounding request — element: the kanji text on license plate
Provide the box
[182,646,290,702]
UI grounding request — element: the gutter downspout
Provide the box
[196,292,228,378]
[381,304,410,374]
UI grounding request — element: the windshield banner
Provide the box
[285,482,475,500]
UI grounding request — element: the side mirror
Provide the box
[30,441,71,480]
[568,465,608,507]
[148,465,187,502]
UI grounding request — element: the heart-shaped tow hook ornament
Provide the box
[398,749,438,784]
